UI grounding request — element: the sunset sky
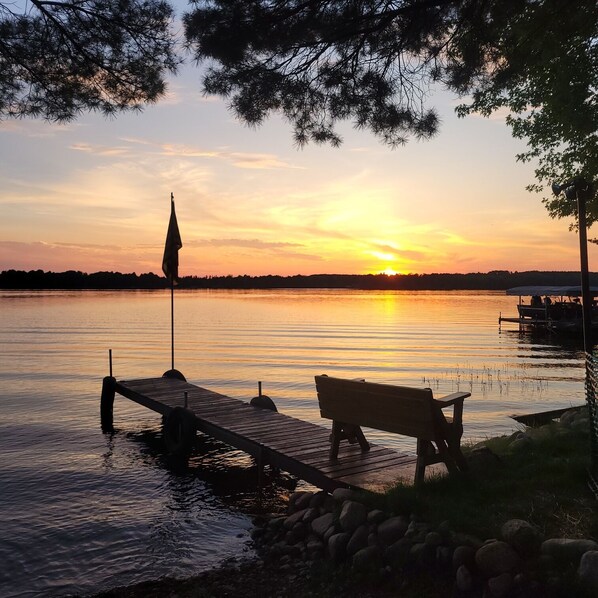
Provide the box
[1,6,596,277]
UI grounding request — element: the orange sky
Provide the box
[1,61,595,277]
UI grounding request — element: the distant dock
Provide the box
[101,375,431,493]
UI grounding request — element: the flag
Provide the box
[162,196,182,284]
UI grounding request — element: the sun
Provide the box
[382,267,398,276]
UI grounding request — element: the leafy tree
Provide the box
[0,0,179,121]
[453,0,598,226]
[185,0,598,223]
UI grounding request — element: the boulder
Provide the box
[301,508,320,524]
[292,491,314,511]
[487,572,513,598]
[452,545,476,571]
[405,520,429,542]
[436,546,453,569]
[332,487,357,503]
[577,550,598,594]
[339,500,367,533]
[347,524,369,556]
[455,565,473,592]
[377,516,409,545]
[425,531,443,546]
[352,546,382,572]
[328,532,350,563]
[452,533,483,549]
[284,509,308,530]
[541,538,598,565]
[409,542,426,562]
[321,494,336,513]
[385,537,413,569]
[367,509,387,525]
[309,490,329,509]
[311,512,335,538]
[323,525,336,545]
[501,519,541,556]
[291,521,307,540]
[419,543,438,568]
[437,520,452,540]
[475,541,520,576]
[306,538,324,559]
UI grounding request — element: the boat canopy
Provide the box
[506,285,598,297]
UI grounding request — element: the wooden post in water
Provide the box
[101,349,116,432]
[101,376,116,433]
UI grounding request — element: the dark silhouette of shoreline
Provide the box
[2,269,597,291]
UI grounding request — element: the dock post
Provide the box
[101,376,116,433]
[257,447,265,489]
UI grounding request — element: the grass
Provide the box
[374,420,598,541]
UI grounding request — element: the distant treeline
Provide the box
[2,269,598,291]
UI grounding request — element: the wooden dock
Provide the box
[101,376,431,493]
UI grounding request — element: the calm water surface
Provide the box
[0,289,585,596]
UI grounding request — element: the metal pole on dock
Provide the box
[170,275,175,370]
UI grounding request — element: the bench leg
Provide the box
[329,421,342,459]
[415,439,431,484]
[352,425,370,452]
[329,421,370,459]
[435,438,459,474]
[447,439,468,472]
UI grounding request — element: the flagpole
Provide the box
[162,191,184,380]
[171,267,175,370]
[170,192,175,371]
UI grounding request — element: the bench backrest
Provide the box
[315,375,438,441]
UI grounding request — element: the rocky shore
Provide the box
[96,407,598,597]
[248,483,598,597]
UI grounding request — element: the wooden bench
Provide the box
[314,375,471,484]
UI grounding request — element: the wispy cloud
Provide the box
[71,137,298,170]
[70,142,131,157]
[2,120,77,137]
[186,238,303,250]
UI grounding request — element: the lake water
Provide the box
[0,289,586,597]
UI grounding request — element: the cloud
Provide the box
[70,142,131,156]
[2,120,76,137]
[186,238,303,250]
[72,137,299,170]
[159,143,298,169]
[228,152,294,169]
[369,241,428,261]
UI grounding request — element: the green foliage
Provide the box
[185,0,453,147]
[185,1,598,224]
[455,0,598,226]
[0,0,179,121]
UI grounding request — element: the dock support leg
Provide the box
[257,448,265,490]
[101,376,116,433]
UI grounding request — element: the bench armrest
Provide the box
[435,391,470,427]
[436,391,470,407]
